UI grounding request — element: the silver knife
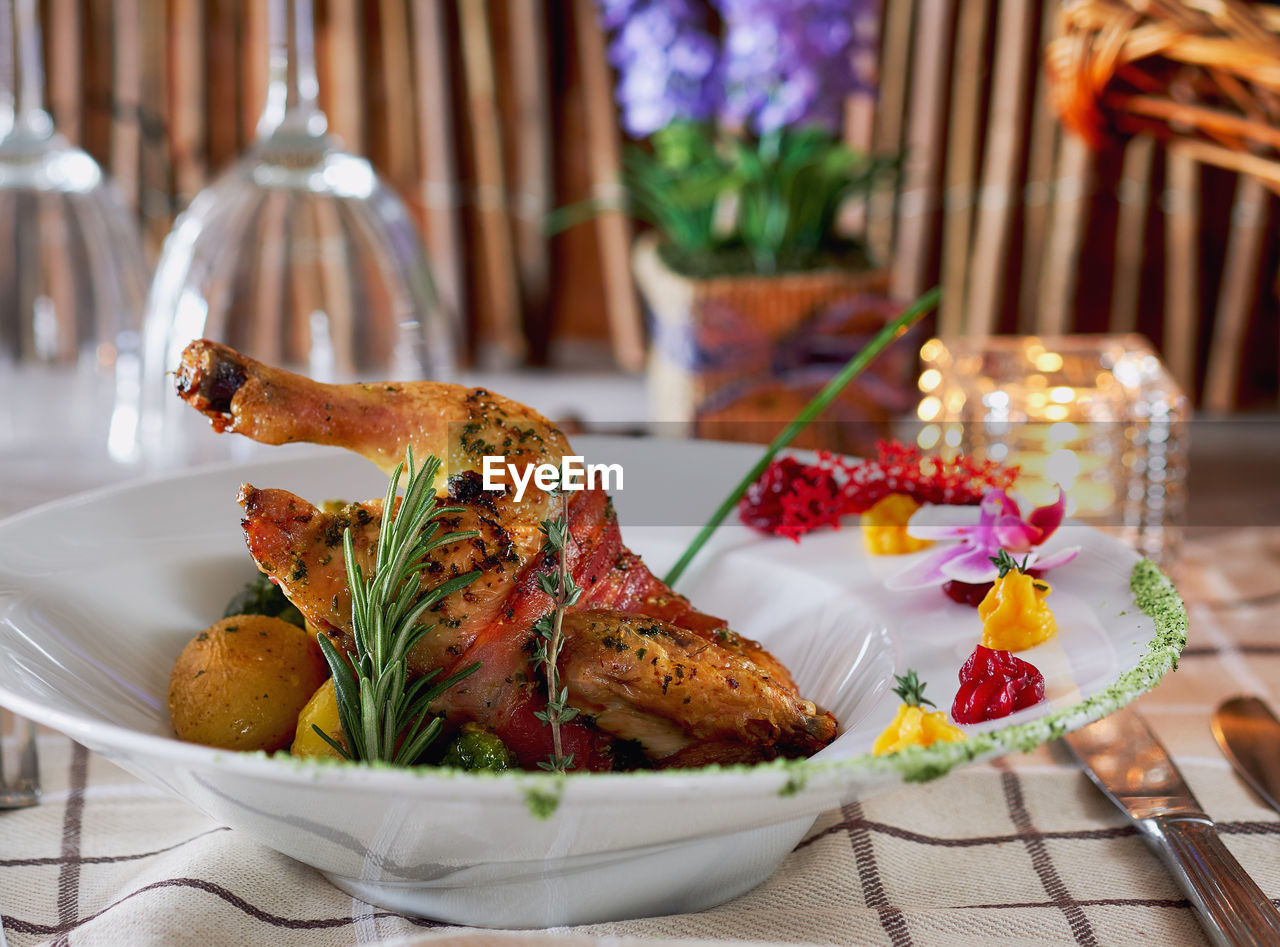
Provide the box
[1064,706,1280,947]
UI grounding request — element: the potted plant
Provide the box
[595,0,908,453]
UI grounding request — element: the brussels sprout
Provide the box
[440,723,517,771]
[223,572,305,628]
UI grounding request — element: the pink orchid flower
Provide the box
[884,487,1080,590]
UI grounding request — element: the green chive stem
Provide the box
[662,285,941,588]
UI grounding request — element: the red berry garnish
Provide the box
[739,457,840,540]
[951,645,1045,724]
[943,580,992,607]
[737,442,1019,544]
[942,569,1044,608]
[836,441,1019,513]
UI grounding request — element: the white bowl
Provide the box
[0,437,1186,927]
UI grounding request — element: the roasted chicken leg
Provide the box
[177,340,838,770]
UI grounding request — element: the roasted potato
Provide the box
[168,614,328,752]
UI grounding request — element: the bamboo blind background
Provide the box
[37,0,1280,409]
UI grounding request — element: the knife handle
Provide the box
[1139,816,1280,947]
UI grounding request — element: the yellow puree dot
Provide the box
[861,494,933,556]
[872,704,966,756]
[978,571,1058,651]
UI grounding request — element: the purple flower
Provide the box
[598,0,720,137]
[885,488,1081,590]
[716,0,877,135]
[598,0,644,29]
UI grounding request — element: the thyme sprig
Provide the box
[532,479,581,773]
[990,548,1032,579]
[891,669,935,709]
[314,449,482,765]
[990,549,1049,590]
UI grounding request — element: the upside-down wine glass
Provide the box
[0,0,150,464]
[137,0,454,466]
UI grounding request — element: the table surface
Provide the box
[2,375,1278,947]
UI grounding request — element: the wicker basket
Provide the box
[633,234,916,455]
[1046,0,1280,189]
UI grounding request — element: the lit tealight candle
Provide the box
[914,335,1188,562]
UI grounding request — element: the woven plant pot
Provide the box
[1046,0,1280,188]
[633,233,915,456]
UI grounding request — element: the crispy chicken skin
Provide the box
[177,337,564,554]
[178,339,837,769]
[560,610,833,765]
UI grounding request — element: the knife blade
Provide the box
[1212,696,1280,814]
[1064,706,1280,947]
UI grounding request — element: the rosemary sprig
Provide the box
[532,479,582,773]
[662,286,942,588]
[314,449,482,766]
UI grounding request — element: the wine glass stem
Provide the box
[0,0,52,141]
[258,0,325,139]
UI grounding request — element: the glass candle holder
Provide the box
[915,334,1189,562]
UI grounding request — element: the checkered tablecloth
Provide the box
[1,526,1277,946]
